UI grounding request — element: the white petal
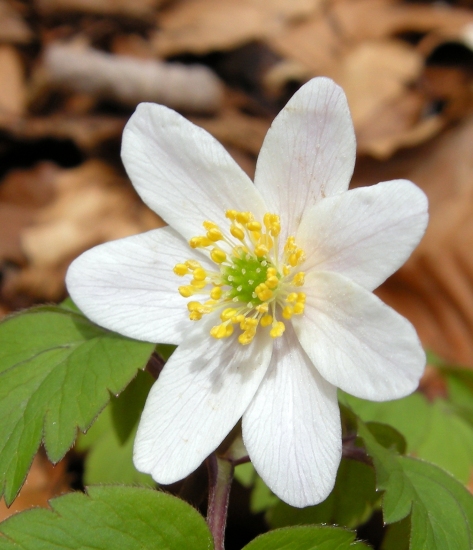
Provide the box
[134,319,273,484]
[254,77,356,241]
[122,103,267,240]
[293,271,425,401]
[243,323,341,508]
[296,180,429,291]
[66,227,195,344]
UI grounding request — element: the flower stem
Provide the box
[206,454,234,550]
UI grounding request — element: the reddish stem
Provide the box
[206,454,234,550]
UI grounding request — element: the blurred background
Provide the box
[1,0,473,540]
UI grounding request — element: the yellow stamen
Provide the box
[254,244,268,257]
[230,225,245,240]
[246,221,261,231]
[260,314,273,327]
[178,285,194,297]
[282,306,293,319]
[210,248,227,264]
[210,286,222,300]
[239,330,256,345]
[236,211,251,224]
[207,228,223,241]
[225,209,238,220]
[173,263,189,276]
[255,283,273,301]
[193,268,207,281]
[221,308,237,321]
[265,276,279,289]
[293,272,305,286]
[178,209,307,345]
[270,321,285,338]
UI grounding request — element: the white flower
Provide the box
[66,77,428,508]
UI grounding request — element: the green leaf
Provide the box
[242,526,370,550]
[0,304,154,504]
[342,392,473,483]
[357,420,473,549]
[77,370,154,485]
[267,458,379,530]
[0,486,213,550]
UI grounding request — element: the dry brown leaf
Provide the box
[335,40,422,128]
[42,42,223,114]
[153,0,271,57]
[0,45,26,116]
[267,10,346,77]
[2,160,163,304]
[332,0,473,43]
[35,0,162,19]
[0,163,59,265]
[191,108,270,157]
[0,452,70,521]
[0,113,125,152]
[0,0,32,44]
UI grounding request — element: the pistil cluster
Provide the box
[174,210,306,345]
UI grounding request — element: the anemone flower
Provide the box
[66,77,428,507]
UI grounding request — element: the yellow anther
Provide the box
[239,330,256,345]
[265,275,279,289]
[191,279,207,289]
[230,225,245,240]
[293,272,305,286]
[203,221,219,230]
[288,253,298,267]
[256,303,268,314]
[241,318,258,330]
[178,285,194,298]
[177,210,307,346]
[284,237,296,253]
[221,308,237,321]
[270,321,285,338]
[254,244,268,257]
[210,286,222,300]
[189,237,202,249]
[246,221,261,231]
[225,209,238,220]
[173,263,189,276]
[211,324,230,339]
[260,314,273,327]
[289,249,305,266]
[282,306,293,319]
[270,221,280,237]
[259,233,273,250]
[263,213,275,229]
[210,248,227,264]
[193,267,207,281]
[255,283,273,301]
[207,228,223,241]
[236,212,251,224]
[189,236,212,249]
